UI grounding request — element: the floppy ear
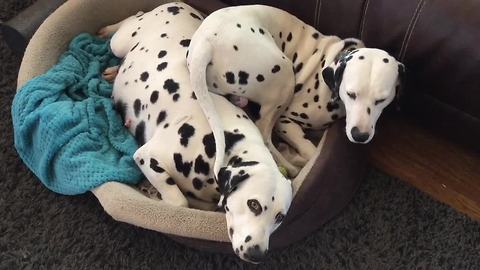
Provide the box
[395,62,406,110]
[322,66,335,92]
[322,61,346,102]
[217,166,250,207]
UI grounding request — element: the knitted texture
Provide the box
[11,33,143,195]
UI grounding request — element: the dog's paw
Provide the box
[96,26,116,39]
[164,195,189,208]
[102,66,119,82]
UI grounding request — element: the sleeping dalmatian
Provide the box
[187,5,405,177]
[98,2,292,263]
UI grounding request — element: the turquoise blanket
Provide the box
[12,33,143,195]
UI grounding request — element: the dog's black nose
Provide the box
[351,127,370,143]
[244,245,267,263]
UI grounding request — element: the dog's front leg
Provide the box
[275,120,317,162]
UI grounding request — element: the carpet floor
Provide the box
[1,1,479,269]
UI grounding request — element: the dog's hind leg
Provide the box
[255,79,300,175]
[133,141,188,208]
[97,11,144,38]
[102,11,145,58]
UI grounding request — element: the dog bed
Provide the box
[16,0,367,252]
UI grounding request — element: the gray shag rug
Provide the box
[1,1,479,269]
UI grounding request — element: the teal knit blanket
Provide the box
[12,33,143,195]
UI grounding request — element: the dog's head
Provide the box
[322,48,405,144]
[217,158,293,263]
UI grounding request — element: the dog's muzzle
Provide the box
[350,126,370,143]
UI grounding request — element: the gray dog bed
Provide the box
[16,0,367,252]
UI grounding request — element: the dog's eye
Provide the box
[247,199,262,216]
[375,98,386,105]
[347,92,356,100]
[275,212,285,224]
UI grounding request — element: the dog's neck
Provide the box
[223,139,277,170]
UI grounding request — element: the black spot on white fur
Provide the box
[130,42,139,52]
[294,83,303,93]
[272,65,281,73]
[202,133,216,158]
[133,99,141,117]
[225,132,245,152]
[190,12,202,20]
[150,158,165,173]
[287,32,292,42]
[228,155,259,168]
[178,123,195,147]
[179,39,191,47]
[327,101,340,112]
[150,91,159,104]
[156,110,167,125]
[158,50,167,58]
[225,72,235,84]
[294,63,303,74]
[167,6,180,15]
[192,178,203,190]
[140,72,149,82]
[173,153,192,177]
[163,79,179,94]
[238,71,249,85]
[194,155,210,175]
[135,121,146,145]
[157,62,168,71]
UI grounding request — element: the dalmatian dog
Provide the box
[98,2,292,263]
[187,5,405,176]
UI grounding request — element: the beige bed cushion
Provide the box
[17,0,328,243]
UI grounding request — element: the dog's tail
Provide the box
[188,39,225,179]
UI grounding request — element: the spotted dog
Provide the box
[98,2,292,263]
[187,5,405,175]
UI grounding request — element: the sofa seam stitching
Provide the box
[314,0,321,28]
[359,0,371,39]
[399,0,424,60]
[400,0,427,61]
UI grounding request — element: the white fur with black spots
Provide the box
[187,5,404,174]
[98,2,292,263]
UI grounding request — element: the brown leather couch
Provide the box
[189,0,480,152]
